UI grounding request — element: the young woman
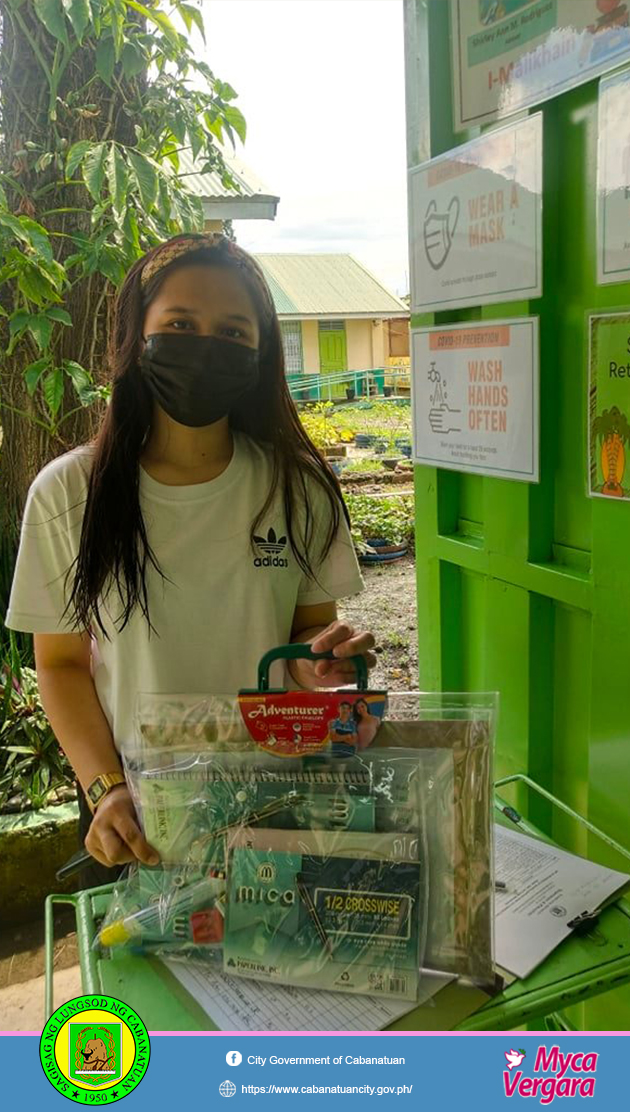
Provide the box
[5,232,375,883]
[352,697,381,749]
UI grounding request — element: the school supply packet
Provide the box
[101,646,497,997]
[103,747,429,1000]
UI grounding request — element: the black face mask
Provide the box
[139,334,259,428]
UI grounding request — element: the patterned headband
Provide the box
[140,232,275,319]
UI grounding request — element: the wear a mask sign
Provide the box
[408,114,542,314]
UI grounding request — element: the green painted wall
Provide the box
[404,0,630,1029]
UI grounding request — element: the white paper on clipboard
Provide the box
[494,825,630,980]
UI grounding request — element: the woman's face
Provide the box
[142,263,260,351]
[355,700,368,718]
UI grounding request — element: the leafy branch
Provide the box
[0,0,246,434]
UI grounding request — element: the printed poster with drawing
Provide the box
[408,114,542,313]
[411,318,539,482]
[451,0,630,131]
[588,312,630,499]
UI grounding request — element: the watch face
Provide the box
[89,779,106,805]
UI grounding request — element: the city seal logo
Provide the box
[40,994,150,1104]
[70,1023,121,1084]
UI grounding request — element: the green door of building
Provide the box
[405,1,630,1028]
[318,321,348,398]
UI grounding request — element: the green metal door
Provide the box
[405,1,630,1028]
[318,321,348,398]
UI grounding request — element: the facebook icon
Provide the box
[226,1051,242,1067]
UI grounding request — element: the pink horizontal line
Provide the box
[2,1030,628,1037]
[146,1030,630,1037]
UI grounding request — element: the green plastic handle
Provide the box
[256,643,369,692]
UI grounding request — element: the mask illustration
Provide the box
[423,196,460,271]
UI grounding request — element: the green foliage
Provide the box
[323,399,411,450]
[299,403,356,450]
[0,635,74,811]
[343,458,386,474]
[0,0,245,435]
[345,493,415,550]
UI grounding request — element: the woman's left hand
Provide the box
[296,620,377,689]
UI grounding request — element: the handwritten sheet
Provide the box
[162,962,452,1031]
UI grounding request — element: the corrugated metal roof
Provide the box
[261,270,298,315]
[254,255,408,318]
[176,145,278,204]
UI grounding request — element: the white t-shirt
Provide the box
[4,432,364,752]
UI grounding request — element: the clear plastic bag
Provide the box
[134,693,250,753]
[98,862,225,959]
[102,684,497,995]
[100,748,429,1001]
[374,693,497,989]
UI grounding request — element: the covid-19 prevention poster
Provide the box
[412,318,540,482]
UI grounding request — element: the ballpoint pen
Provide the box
[295,872,334,957]
[55,848,95,882]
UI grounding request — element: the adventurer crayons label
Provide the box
[238,691,387,756]
[40,995,150,1104]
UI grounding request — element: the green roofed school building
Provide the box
[254,254,410,392]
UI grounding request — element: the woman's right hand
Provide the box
[85,785,160,867]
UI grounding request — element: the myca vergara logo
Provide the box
[503,1045,598,1104]
[253,527,288,568]
[40,994,150,1104]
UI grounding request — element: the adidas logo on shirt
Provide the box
[253,528,289,568]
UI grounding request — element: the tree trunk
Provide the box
[0,6,142,542]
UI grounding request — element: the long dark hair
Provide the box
[65,236,349,639]
[353,698,369,724]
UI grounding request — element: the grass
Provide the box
[343,458,386,474]
[332,399,411,445]
[345,492,415,549]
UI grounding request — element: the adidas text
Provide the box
[254,556,288,568]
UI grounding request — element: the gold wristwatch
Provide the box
[86,772,127,814]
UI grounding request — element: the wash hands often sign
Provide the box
[412,318,539,483]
